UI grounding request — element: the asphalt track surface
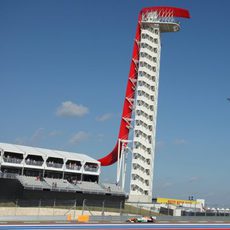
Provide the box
[0,224,230,230]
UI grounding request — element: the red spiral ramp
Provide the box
[98,7,190,166]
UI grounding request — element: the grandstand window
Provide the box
[64,172,81,183]
[66,160,82,171]
[46,157,63,169]
[23,168,43,177]
[84,162,99,172]
[25,155,44,166]
[1,166,22,174]
[3,152,23,164]
[82,174,98,183]
[44,170,62,179]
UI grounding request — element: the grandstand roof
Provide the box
[0,142,99,164]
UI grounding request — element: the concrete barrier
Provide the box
[77,215,89,223]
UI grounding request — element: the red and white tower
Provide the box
[98,7,190,203]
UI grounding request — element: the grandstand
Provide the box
[0,143,126,207]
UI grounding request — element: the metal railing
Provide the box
[25,160,43,166]
[0,199,229,222]
[3,157,22,164]
[66,165,81,170]
[0,172,17,179]
[84,166,98,172]
[46,162,63,168]
[0,199,125,217]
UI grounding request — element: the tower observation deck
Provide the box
[98,6,190,203]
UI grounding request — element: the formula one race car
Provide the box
[127,216,156,223]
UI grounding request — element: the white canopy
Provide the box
[0,142,99,165]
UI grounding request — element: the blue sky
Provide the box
[1,0,230,207]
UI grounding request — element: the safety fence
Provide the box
[0,199,161,217]
[0,199,141,223]
[0,200,230,223]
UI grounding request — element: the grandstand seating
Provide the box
[44,178,76,191]
[15,175,125,195]
[102,183,124,194]
[75,181,105,194]
[16,175,50,189]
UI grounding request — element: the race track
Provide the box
[0,224,230,230]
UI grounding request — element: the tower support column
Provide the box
[129,20,161,203]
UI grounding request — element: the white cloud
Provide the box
[56,101,89,117]
[30,128,45,144]
[96,113,113,122]
[15,137,27,145]
[48,130,62,137]
[15,128,45,146]
[15,128,62,146]
[69,131,90,144]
